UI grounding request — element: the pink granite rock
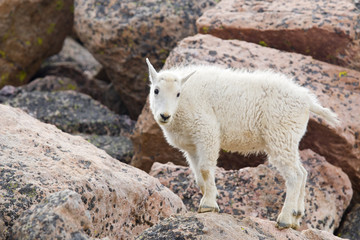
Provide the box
[12,190,94,240]
[150,149,353,232]
[197,0,360,70]
[0,104,186,239]
[137,212,346,240]
[74,0,219,118]
[162,34,360,196]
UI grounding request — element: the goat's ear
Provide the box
[146,58,158,83]
[181,71,196,85]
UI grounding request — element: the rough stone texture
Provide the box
[161,34,360,195]
[80,134,133,164]
[197,0,360,70]
[0,0,74,87]
[32,38,127,115]
[3,90,134,136]
[0,104,186,239]
[336,203,360,239]
[74,0,218,119]
[130,98,267,172]
[136,213,345,240]
[12,190,95,240]
[28,70,128,116]
[25,75,83,92]
[43,37,102,79]
[150,149,353,232]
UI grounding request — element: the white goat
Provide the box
[146,58,339,229]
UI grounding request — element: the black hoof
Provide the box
[198,205,219,213]
[276,222,291,230]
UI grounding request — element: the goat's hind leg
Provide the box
[296,164,307,219]
[268,151,305,229]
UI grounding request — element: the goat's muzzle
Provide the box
[159,113,171,124]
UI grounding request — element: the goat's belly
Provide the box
[220,131,264,154]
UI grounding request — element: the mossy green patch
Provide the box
[0,50,5,58]
[339,71,347,77]
[37,37,43,45]
[202,26,209,34]
[17,71,27,82]
[1,73,9,85]
[55,0,64,10]
[25,188,37,198]
[259,41,268,47]
[47,23,56,34]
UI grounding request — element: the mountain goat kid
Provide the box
[146,58,339,229]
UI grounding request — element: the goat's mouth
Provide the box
[159,119,170,124]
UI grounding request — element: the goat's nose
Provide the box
[160,113,170,121]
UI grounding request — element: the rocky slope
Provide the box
[0,0,359,239]
[150,149,353,232]
[137,213,345,240]
[0,104,186,239]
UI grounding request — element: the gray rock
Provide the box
[336,203,360,240]
[11,190,94,240]
[136,213,345,240]
[80,134,133,164]
[4,90,134,136]
[43,37,102,79]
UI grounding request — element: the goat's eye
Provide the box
[154,89,159,95]
[177,92,180,98]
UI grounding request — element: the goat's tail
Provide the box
[308,93,340,127]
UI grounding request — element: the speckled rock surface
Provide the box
[74,0,218,118]
[336,203,360,239]
[12,190,94,240]
[24,72,127,116]
[24,75,82,92]
[3,90,134,135]
[162,33,360,195]
[0,0,73,87]
[197,0,360,70]
[136,213,345,240]
[0,104,186,239]
[32,36,127,115]
[80,134,133,164]
[150,149,353,232]
[43,37,102,79]
[130,98,266,172]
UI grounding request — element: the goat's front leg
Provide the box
[197,159,219,213]
[195,135,220,213]
[184,151,205,195]
[185,146,219,213]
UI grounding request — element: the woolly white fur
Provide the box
[146,58,339,229]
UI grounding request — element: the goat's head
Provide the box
[146,58,195,125]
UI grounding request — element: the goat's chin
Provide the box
[157,118,172,126]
